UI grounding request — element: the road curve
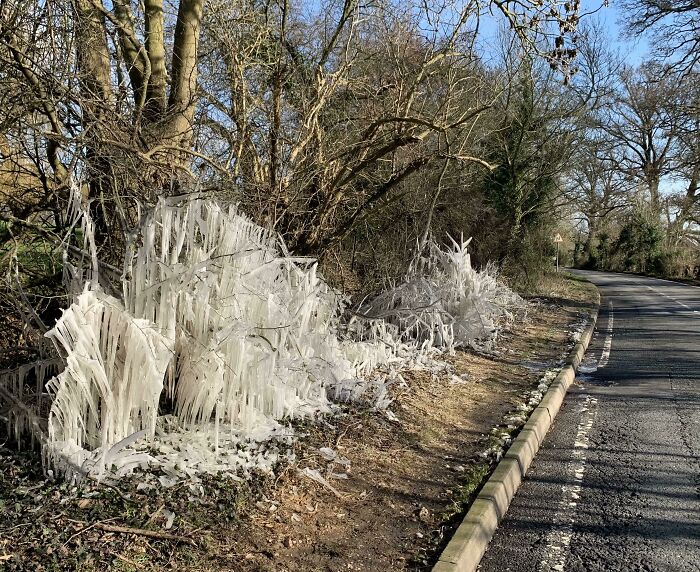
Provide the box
[478,270,700,572]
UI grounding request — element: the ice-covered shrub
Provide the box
[355,236,524,351]
[4,195,523,482]
[41,196,391,477]
[45,288,173,474]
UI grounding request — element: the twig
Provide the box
[95,523,196,545]
[335,420,364,448]
[0,523,33,533]
[92,478,137,504]
[63,517,119,547]
[145,504,165,526]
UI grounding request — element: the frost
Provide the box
[567,315,589,343]
[450,373,470,385]
[355,236,524,353]
[162,509,175,529]
[319,447,337,461]
[0,359,61,451]
[299,467,342,497]
[121,197,389,434]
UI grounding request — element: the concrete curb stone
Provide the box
[433,284,601,572]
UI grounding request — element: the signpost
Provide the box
[553,233,563,272]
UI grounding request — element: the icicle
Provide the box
[355,237,524,352]
[44,288,173,470]
[35,195,522,482]
[39,197,391,478]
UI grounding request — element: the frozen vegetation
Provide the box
[2,195,524,485]
[356,236,523,352]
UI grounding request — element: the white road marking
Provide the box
[598,301,614,368]
[647,285,699,313]
[537,395,599,572]
[577,301,614,374]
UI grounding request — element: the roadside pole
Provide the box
[553,233,563,272]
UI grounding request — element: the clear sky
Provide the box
[475,0,651,67]
[591,0,650,65]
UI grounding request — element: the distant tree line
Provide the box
[566,1,700,279]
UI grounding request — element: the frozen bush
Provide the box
[6,195,523,481]
[43,197,391,476]
[355,236,524,351]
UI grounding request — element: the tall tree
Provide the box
[482,25,609,266]
[0,0,204,248]
[620,0,700,73]
[598,63,683,216]
[0,0,588,254]
[565,142,628,266]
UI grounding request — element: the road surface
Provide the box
[479,271,700,572]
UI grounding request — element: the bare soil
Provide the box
[0,274,597,572]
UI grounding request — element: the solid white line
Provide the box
[598,301,614,368]
[537,395,599,572]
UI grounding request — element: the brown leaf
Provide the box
[77,499,92,509]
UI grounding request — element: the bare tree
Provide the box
[0,0,205,248]
[665,75,700,244]
[198,0,498,256]
[597,63,684,216]
[565,142,628,265]
[620,0,700,73]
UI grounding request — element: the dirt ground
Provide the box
[0,274,598,572]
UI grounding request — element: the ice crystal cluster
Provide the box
[357,236,523,351]
[2,195,523,482]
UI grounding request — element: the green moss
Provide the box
[0,235,62,285]
[440,461,491,521]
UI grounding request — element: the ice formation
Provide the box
[0,358,60,449]
[5,195,523,483]
[41,197,392,478]
[356,236,524,351]
[45,288,173,473]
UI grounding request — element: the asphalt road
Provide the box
[479,271,700,572]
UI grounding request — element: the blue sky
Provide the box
[591,0,650,64]
[475,0,651,67]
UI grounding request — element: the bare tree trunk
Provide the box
[74,0,113,117]
[74,0,115,240]
[418,158,450,252]
[582,215,597,264]
[165,0,204,151]
[671,167,699,246]
[648,172,661,216]
[144,0,168,121]
[270,0,287,206]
